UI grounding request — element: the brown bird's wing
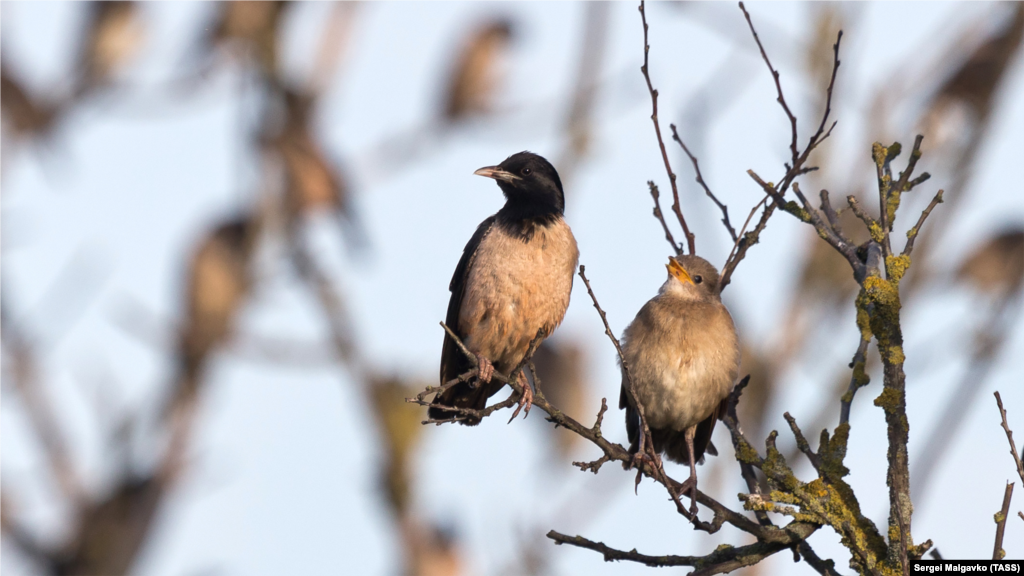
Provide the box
[620,384,640,455]
[430,216,499,423]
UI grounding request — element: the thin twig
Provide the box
[846,195,876,229]
[840,337,872,425]
[639,0,695,254]
[739,2,798,166]
[719,10,841,291]
[720,196,770,291]
[649,181,682,255]
[670,123,737,241]
[902,189,944,258]
[784,413,821,471]
[995,392,1024,485]
[993,482,1014,560]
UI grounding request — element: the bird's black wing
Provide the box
[431,216,496,422]
[621,383,640,454]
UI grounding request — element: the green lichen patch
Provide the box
[885,255,911,283]
[873,387,903,413]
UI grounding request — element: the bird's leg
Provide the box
[682,425,699,516]
[475,353,495,385]
[508,370,533,422]
[630,432,659,493]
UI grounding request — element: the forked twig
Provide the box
[639,0,695,255]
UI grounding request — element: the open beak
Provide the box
[666,257,694,285]
[474,165,520,183]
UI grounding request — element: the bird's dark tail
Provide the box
[657,411,719,466]
[428,379,504,426]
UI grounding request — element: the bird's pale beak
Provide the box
[667,257,694,285]
[474,165,520,183]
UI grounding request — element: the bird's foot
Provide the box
[677,475,699,517]
[475,353,495,384]
[628,451,657,494]
[508,371,533,423]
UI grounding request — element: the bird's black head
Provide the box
[474,151,565,222]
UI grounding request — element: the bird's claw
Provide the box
[629,451,656,494]
[507,371,533,423]
[677,476,699,516]
[475,353,495,384]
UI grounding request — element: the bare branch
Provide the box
[784,412,821,471]
[720,12,841,291]
[840,337,872,425]
[993,482,1014,560]
[670,123,737,241]
[639,0,695,254]
[548,522,820,574]
[902,189,944,258]
[995,392,1024,485]
[739,1,798,166]
[720,196,771,292]
[648,181,682,255]
[846,195,876,230]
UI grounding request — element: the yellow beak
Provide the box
[667,257,694,285]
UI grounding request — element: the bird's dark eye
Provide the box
[694,275,703,284]
[522,167,531,175]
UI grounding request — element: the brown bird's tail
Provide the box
[625,396,725,466]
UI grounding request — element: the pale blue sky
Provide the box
[2,2,1023,575]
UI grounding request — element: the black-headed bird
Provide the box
[619,255,740,512]
[430,152,579,425]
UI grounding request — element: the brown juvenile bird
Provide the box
[619,255,740,512]
[430,152,579,425]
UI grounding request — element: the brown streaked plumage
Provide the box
[620,255,740,511]
[430,152,579,425]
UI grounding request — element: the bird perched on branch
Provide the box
[166,216,258,418]
[430,152,579,425]
[620,255,739,512]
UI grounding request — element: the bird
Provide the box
[166,216,258,419]
[74,1,144,99]
[442,19,514,122]
[205,1,290,76]
[956,228,1024,297]
[429,151,579,425]
[619,255,740,512]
